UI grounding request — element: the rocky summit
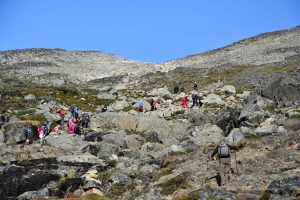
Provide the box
[0,26,300,200]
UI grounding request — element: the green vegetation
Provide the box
[266,63,297,74]
[157,172,191,195]
[174,190,200,200]
[260,190,271,200]
[152,167,174,182]
[15,108,36,116]
[128,188,149,200]
[0,83,112,113]
[106,182,135,199]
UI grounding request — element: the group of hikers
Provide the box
[137,81,202,112]
[23,104,90,144]
[21,81,245,187]
[178,81,203,109]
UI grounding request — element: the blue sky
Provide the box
[0,0,299,63]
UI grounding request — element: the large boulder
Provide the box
[254,119,278,136]
[199,188,236,200]
[44,134,89,151]
[262,75,300,105]
[268,176,300,200]
[0,165,60,199]
[226,128,246,145]
[24,94,36,101]
[108,100,130,111]
[97,93,116,100]
[193,124,224,145]
[221,85,236,95]
[284,119,300,131]
[17,188,49,200]
[57,154,106,166]
[0,131,5,143]
[3,123,38,144]
[147,87,171,98]
[202,94,225,105]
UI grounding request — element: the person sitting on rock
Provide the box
[23,125,31,144]
[181,94,188,108]
[150,98,157,111]
[210,138,243,186]
[138,100,144,112]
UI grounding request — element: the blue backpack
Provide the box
[139,101,144,107]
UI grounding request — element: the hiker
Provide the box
[174,84,179,94]
[191,91,199,107]
[181,94,188,108]
[138,100,144,112]
[100,105,107,112]
[193,82,198,91]
[81,112,90,128]
[43,121,51,136]
[58,107,65,124]
[210,138,241,186]
[23,125,31,144]
[180,85,186,93]
[74,123,81,135]
[70,105,78,119]
[38,124,45,144]
[150,98,157,111]
[67,117,76,134]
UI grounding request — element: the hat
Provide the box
[220,138,226,144]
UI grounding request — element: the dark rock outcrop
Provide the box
[262,75,300,105]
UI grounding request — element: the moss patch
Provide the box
[260,190,271,200]
[157,172,191,196]
[152,167,174,182]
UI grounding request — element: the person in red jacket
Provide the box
[181,94,188,108]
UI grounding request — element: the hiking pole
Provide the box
[233,137,240,176]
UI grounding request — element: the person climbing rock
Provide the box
[23,125,31,144]
[210,138,243,186]
[150,98,157,111]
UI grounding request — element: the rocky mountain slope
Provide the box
[0,49,157,85]
[164,25,300,69]
[0,26,299,200]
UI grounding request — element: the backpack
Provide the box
[218,143,230,157]
[139,101,144,107]
[23,127,31,136]
[70,105,75,113]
